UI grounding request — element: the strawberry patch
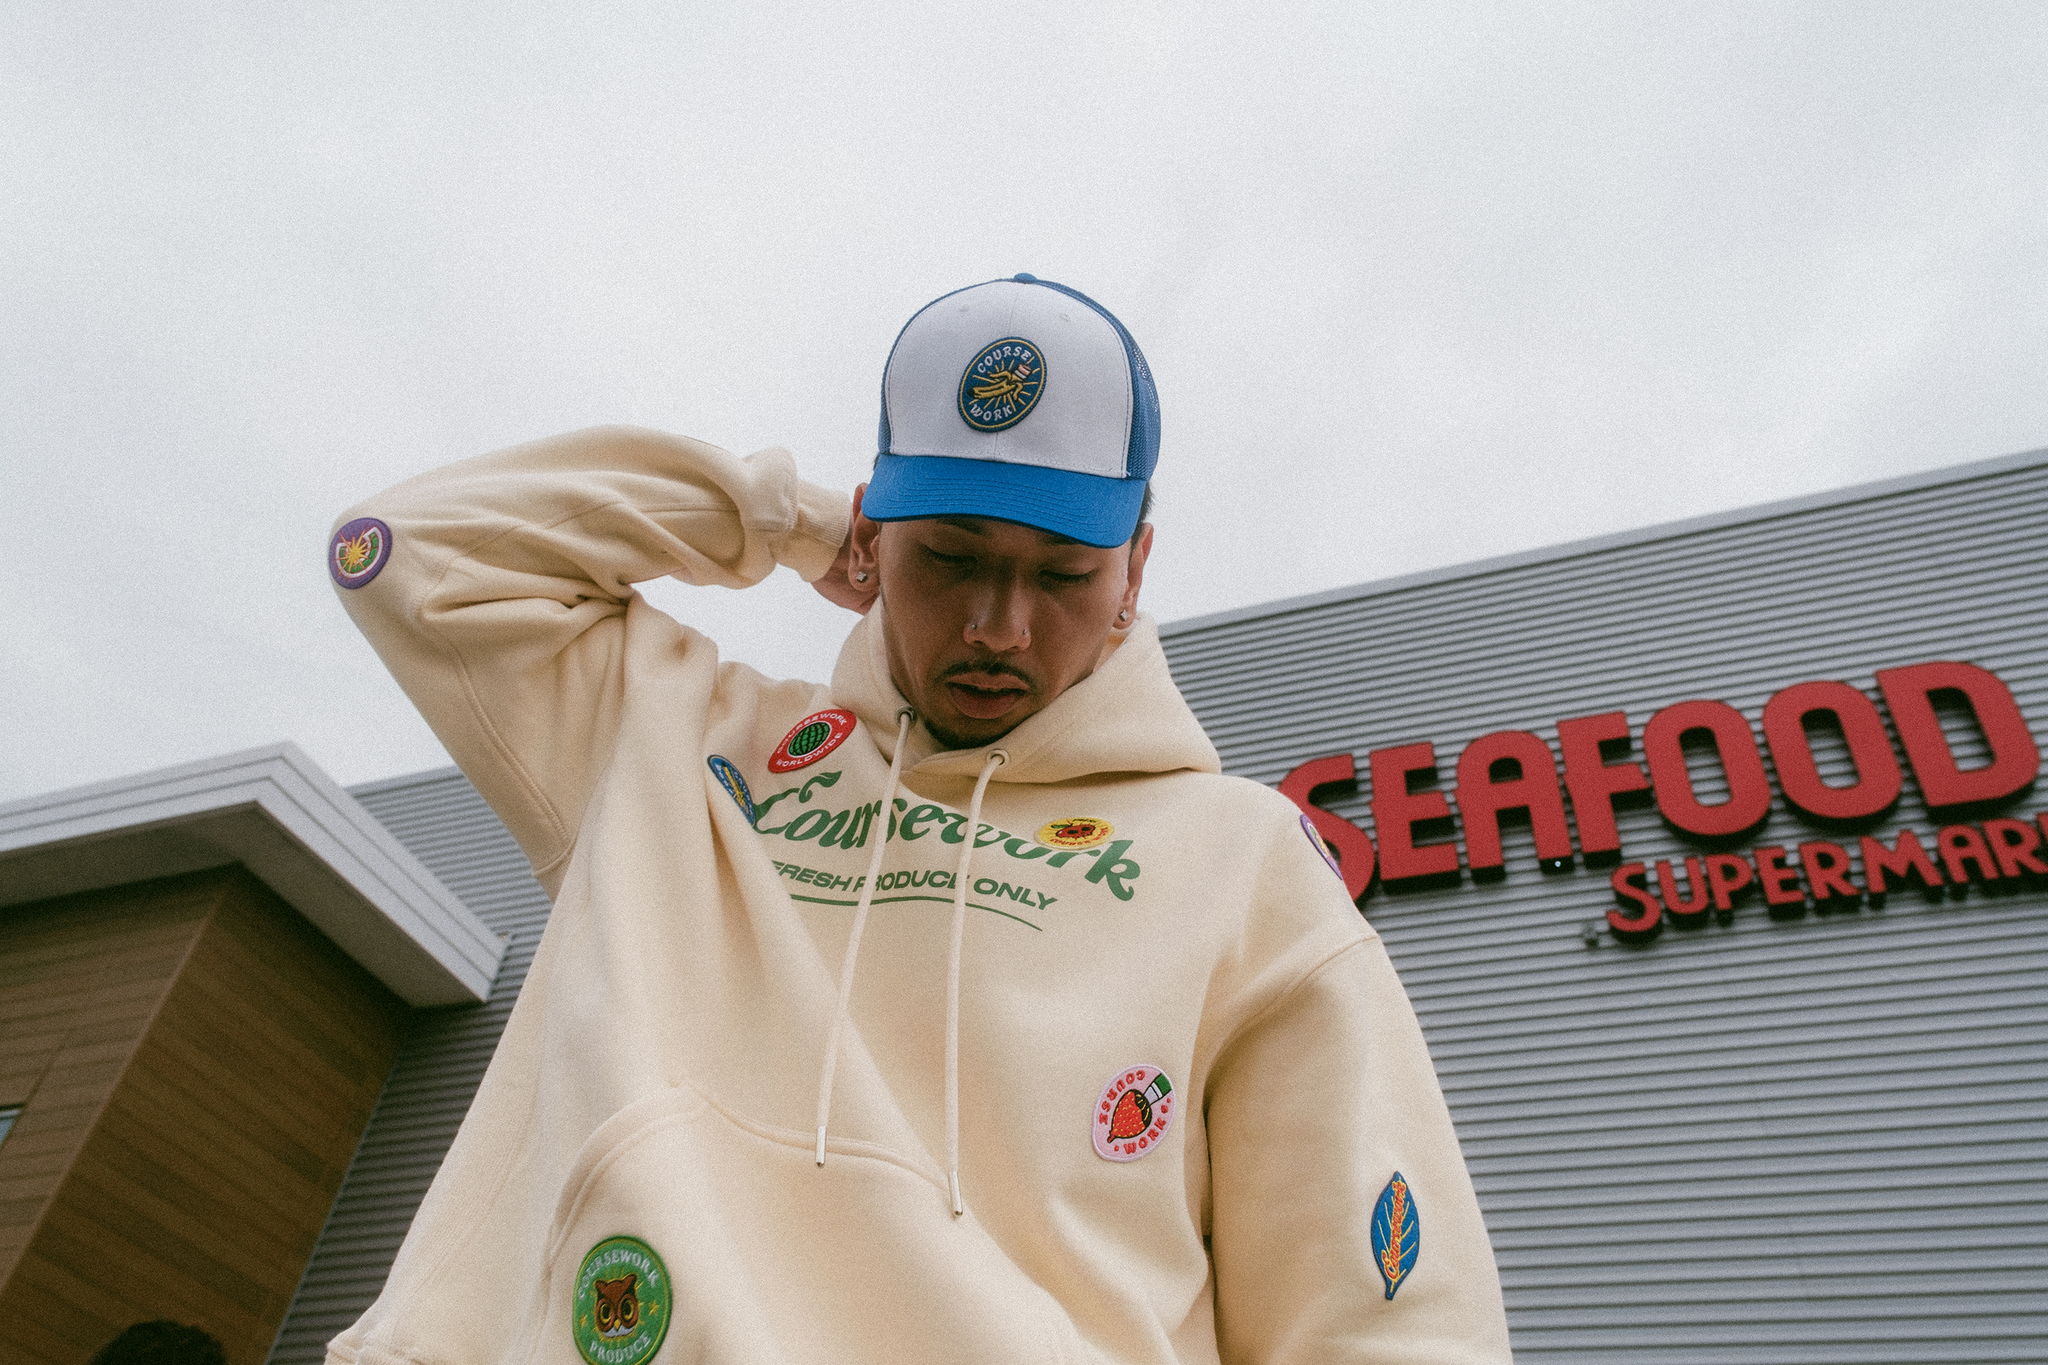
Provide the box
[1092,1065,1175,1161]
[1108,1089,1150,1140]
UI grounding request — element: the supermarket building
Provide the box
[1,446,2042,1363]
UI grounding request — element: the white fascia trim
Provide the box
[0,743,504,1007]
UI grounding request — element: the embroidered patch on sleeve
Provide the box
[328,517,391,588]
[573,1235,671,1365]
[769,709,856,773]
[1092,1065,1175,1160]
[1038,816,1113,850]
[1300,812,1345,880]
[707,755,755,826]
[1371,1172,1420,1299]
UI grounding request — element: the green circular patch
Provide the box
[573,1235,671,1365]
[789,720,831,756]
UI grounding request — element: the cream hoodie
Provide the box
[328,426,1512,1365]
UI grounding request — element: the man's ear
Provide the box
[1119,522,1154,621]
[848,483,881,580]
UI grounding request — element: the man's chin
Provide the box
[921,711,1027,753]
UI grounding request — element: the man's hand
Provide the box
[812,484,880,614]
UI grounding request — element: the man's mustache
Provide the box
[938,659,1035,689]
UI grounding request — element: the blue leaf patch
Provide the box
[1371,1172,1420,1300]
[707,755,755,826]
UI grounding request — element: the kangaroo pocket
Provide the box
[522,1082,1091,1365]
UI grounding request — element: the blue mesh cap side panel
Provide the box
[1024,278,1161,482]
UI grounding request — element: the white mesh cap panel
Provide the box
[882,280,1135,477]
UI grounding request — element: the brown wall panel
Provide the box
[0,874,217,1289]
[0,869,406,1365]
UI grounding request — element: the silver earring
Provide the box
[1118,609,1130,622]
[854,571,868,583]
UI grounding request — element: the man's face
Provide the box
[847,485,1153,752]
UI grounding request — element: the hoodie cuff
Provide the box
[778,478,851,584]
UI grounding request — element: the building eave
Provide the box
[0,743,504,1007]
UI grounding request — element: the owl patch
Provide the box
[573,1235,671,1365]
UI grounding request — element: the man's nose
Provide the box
[964,581,1031,652]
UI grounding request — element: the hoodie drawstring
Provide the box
[947,749,1006,1216]
[809,715,1006,1221]
[815,708,914,1166]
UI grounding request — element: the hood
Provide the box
[829,599,1221,784]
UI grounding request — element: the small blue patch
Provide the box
[1371,1172,1420,1300]
[958,337,1046,431]
[707,756,754,826]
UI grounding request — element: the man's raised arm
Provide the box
[329,425,848,887]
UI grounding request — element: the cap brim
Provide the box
[862,454,1143,548]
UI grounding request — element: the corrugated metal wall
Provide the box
[1160,450,2048,1362]
[267,771,550,1364]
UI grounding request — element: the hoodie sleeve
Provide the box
[1204,856,1514,1361]
[329,425,849,887]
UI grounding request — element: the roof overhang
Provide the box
[0,743,504,1007]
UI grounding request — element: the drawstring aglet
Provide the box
[950,1170,963,1217]
[816,1126,828,1166]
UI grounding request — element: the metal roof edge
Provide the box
[1160,444,2048,639]
[348,763,465,797]
[0,743,505,1007]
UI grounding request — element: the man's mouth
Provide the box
[943,671,1031,720]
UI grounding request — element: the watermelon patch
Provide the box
[768,708,856,773]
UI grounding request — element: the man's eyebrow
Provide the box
[931,515,1084,547]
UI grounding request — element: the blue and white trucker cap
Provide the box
[865,273,1159,548]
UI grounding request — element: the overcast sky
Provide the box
[4,3,2046,804]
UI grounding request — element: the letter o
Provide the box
[1762,680,1902,826]
[1642,699,1773,841]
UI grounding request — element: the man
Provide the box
[327,275,1511,1364]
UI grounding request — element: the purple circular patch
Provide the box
[330,517,392,589]
[1301,812,1345,880]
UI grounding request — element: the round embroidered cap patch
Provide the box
[768,709,856,773]
[1093,1065,1175,1161]
[1038,817,1113,850]
[958,337,1046,431]
[329,517,391,589]
[573,1235,671,1365]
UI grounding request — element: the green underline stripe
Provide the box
[787,892,1043,931]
